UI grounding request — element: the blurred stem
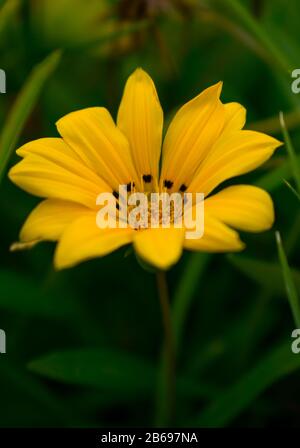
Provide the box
[249,109,300,135]
[172,253,210,355]
[155,270,175,427]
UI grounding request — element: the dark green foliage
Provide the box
[1,0,300,428]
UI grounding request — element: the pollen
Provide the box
[114,182,186,231]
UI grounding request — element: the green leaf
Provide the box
[0,269,77,319]
[276,231,300,327]
[0,50,62,183]
[279,111,300,194]
[28,348,219,401]
[228,254,300,295]
[192,340,300,427]
[28,348,155,397]
[0,359,71,426]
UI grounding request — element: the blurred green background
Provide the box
[1,0,300,428]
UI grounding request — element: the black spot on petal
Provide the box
[164,180,173,189]
[143,174,152,183]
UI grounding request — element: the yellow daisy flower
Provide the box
[9,69,281,270]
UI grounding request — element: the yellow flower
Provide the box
[9,69,281,270]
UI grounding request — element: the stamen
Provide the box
[179,184,187,192]
[126,182,132,192]
[113,190,119,199]
[116,203,120,210]
[143,174,152,183]
[163,179,173,189]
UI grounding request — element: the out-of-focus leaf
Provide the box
[28,348,155,397]
[0,50,61,183]
[28,348,219,401]
[276,231,300,327]
[0,269,77,319]
[228,254,300,295]
[0,359,70,426]
[0,0,20,37]
[31,0,149,51]
[31,0,108,48]
[191,340,300,427]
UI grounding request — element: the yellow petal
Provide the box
[56,107,138,190]
[189,130,282,197]
[17,137,80,160]
[14,137,107,187]
[9,153,109,208]
[205,185,274,232]
[117,68,163,183]
[160,82,224,191]
[222,102,246,136]
[54,214,134,269]
[133,227,184,270]
[184,213,244,252]
[19,199,89,244]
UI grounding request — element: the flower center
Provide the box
[112,176,188,231]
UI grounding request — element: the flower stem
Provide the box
[172,253,210,356]
[155,270,175,427]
